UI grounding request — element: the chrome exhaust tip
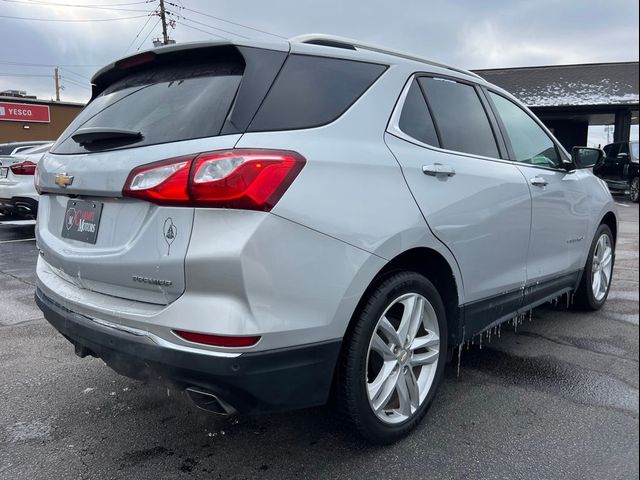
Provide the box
[185,387,236,416]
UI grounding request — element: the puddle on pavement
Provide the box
[451,346,639,414]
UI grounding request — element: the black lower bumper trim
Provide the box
[35,288,342,414]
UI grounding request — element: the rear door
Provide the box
[36,48,263,305]
[486,90,590,298]
[385,75,531,306]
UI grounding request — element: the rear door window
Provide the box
[248,55,386,131]
[419,77,500,158]
[52,60,243,154]
[397,79,439,146]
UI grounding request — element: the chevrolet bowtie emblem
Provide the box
[54,173,74,188]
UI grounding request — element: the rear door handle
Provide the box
[422,164,456,177]
[530,176,548,187]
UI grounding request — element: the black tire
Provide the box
[335,271,447,444]
[574,224,615,310]
[630,177,639,203]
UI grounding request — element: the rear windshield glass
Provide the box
[0,145,17,155]
[52,60,243,154]
[248,55,386,132]
[21,143,53,155]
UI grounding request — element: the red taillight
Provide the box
[174,330,260,348]
[10,160,37,176]
[123,156,192,206]
[122,149,305,211]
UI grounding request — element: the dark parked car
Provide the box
[594,140,639,202]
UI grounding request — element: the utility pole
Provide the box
[159,0,169,45]
[54,66,61,102]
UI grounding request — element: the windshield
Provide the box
[631,142,639,160]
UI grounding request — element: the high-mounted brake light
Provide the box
[173,330,260,348]
[122,149,306,211]
[10,160,37,176]
[115,51,156,70]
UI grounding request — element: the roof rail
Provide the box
[289,34,483,80]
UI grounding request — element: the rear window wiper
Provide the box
[71,127,143,146]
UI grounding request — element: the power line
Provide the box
[0,0,152,11]
[0,13,149,22]
[61,76,90,89]
[60,67,90,81]
[123,13,155,53]
[137,18,160,50]
[173,20,226,40]
[174,13,250,40]
[0,72,53,77]
[0,60,100,67]
[177,5,285,39]
[17,0,149,5]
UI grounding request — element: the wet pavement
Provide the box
[0,201,638,480]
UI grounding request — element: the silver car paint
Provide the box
[37,135,241,304]
[35,39,617,357]
[0,143,53,203]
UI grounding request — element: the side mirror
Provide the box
[571,146,603,169]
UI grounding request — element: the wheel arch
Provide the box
[601,210,618,244]
[345,247,463,348]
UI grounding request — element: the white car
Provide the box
[0,142,53,218]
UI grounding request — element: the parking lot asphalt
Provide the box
[0,201,638,480]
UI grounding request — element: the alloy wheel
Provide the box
[592,233,613,302]
[365,293,440,424]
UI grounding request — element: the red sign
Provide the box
[0,102,50,123]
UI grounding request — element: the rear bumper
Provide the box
[36,287,342,414]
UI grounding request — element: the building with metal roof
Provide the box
[474,62,639,150]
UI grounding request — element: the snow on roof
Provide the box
[474,62,639,108]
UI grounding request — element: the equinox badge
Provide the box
[55,173,74,188]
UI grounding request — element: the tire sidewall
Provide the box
[582,224,615,309]
[630,177,639,203]
[350,272,448,442]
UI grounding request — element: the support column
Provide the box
[613,109,632,142]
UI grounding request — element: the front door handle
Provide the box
[530,176,548,187]
[422,164,456,177]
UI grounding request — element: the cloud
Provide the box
[0,0,637,104]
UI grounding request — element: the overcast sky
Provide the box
[0,0,638,104]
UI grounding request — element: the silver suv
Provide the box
[35,35,617,444]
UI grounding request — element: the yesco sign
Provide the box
[0,102,51,123]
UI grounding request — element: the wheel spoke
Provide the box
[371,332,396,360]
[398,295,424,347]
[600,270,609,293]
[592,269,601,294]
[378,316,402,348]
[601,247,613,269]
[597,237,605,260]
[369,362,400,412]
[410,332,439,351]
[396,368,419,415]
[411,349,439,366]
